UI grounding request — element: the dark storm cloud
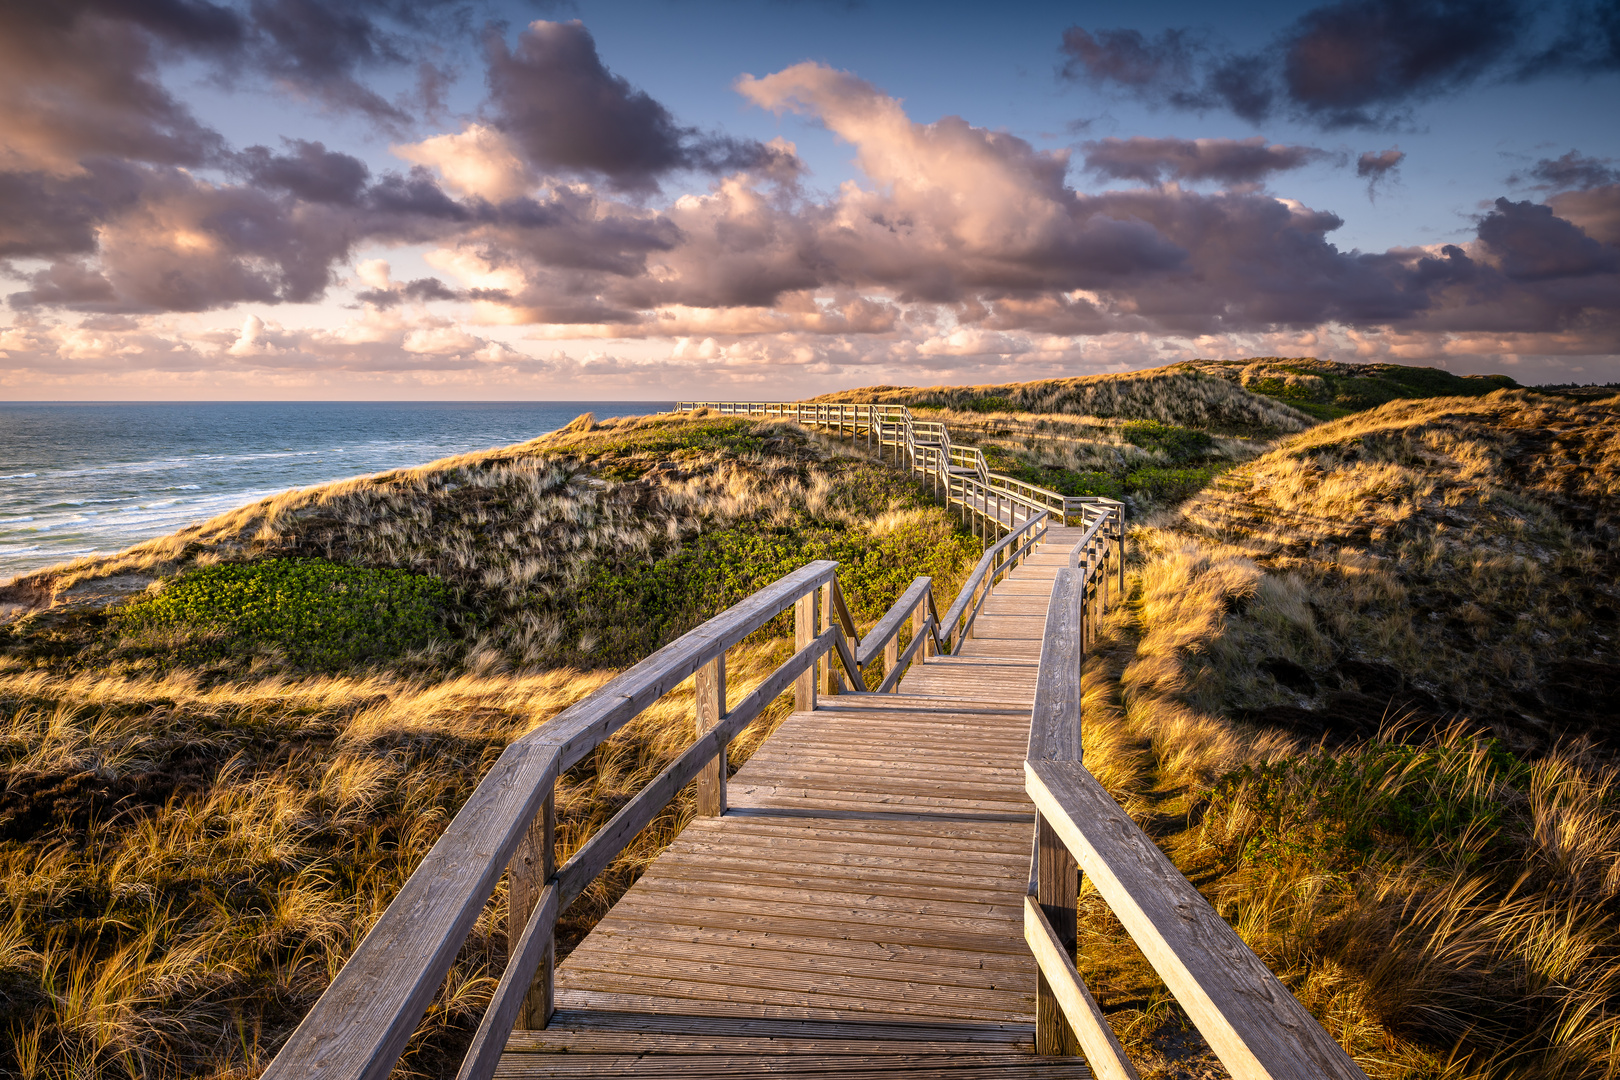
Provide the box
[485,20,799,192]
[1059,0,1601,130]
[1081,137,1330,187]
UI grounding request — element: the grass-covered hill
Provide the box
[811,369,1309,513]
[810,366,1313,434]
[0,412,980,1080]
[1180,356,1521,421]
[1078,387,1620,1077]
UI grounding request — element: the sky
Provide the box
[0,0,1616,401]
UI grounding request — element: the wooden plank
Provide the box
[503,1032,1026,1055]
[1024,897,1138,1080]
[538,1008,1030,1043]
[458,884,558,1080]
[615,877,1025,923]
[494,1053,1092,1079]
[556,954,1032,1012]
[578,901,1031,956]
[551,974,1032,1022]
[1026,761,1368,1080]
[567,935,1036,995]
[647,865,1030,915]
[651,844,1025,882]
[1027,570,1083,765]
[581,921,1036,973]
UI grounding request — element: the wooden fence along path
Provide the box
[263,404,1368,1080]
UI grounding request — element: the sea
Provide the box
[0,401,672,583]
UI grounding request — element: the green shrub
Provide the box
[1121,420,1214,462]
[967,396,1013,413]
[116,558,453,669]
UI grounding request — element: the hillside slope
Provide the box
[1180,356,1520,420]
[1076,388,1620,1077]
[0,412,978,1080]
[809,366,1313,434]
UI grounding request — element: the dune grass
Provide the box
[1182,356,1521,421]
[1067,388,1620,1078]
[0,412,979,1080]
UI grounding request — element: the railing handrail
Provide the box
[1023,507,1368,1078]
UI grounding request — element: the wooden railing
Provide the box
[260,511,1049,1080]
[1023,512,1369,1079]
[673,400,1121,541]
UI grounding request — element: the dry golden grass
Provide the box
[1066,389,1620,1078]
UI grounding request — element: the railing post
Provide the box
[696,654,726,816]
[1036,812,1082,1056]
[510,784,556,1030]
[912,597,933,661]
[820,580,840,696]
[884,621,900,692]
[795,590,817,711]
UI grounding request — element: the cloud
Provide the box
[1519,150,1619,191]
[236,139,371,204]
[0,1,237,174]
[394,124,536,201]
[3,54,1616,388]
[1357,146,1405,198]
[356,276,480,309]
[1059,0,1600,130]
[1476,197,1620,281]
[1081,136,1330,187]
[1277,0,1524,127]
[485,20,799,193]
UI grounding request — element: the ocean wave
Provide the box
[0,472,38,480]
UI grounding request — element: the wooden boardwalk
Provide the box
[497,528,1089,1079]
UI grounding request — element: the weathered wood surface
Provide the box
[499,527,1096,1079]
[1025,760,1369,1080]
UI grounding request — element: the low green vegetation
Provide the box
[113,558,454,670]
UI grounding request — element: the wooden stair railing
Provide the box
[260,506,1050,1080]
[1024,508,1370,1080]
[673,400,1123,543]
